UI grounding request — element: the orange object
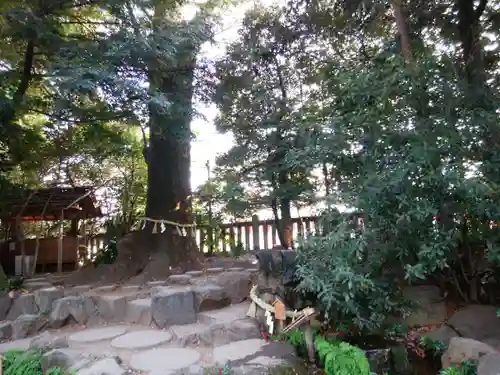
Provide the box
[273,298,286,321]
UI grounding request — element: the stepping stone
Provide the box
[185,271,203,277]
[206,268,223,274]
[93,285,117,293]
[199,303,250,324]
[69,326,127,343]
[25,281,53,290]
[77,357,126,375]
[228,267,244,272]
[147,280,168,287]
[212,338,296,365]
[125,298,152,325]
[120,285,141,293]
[111,330,173,350]
[168,274,192,285]
[130,348,201,373]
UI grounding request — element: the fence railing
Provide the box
[195,215,319,253]
[84,214,338,255]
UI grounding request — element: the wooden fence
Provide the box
[195,215,320,253]
[84,215,332,256]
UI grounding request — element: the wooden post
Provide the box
[251,215,260,250]
[263,224,269,250]
[57,210,64,273]
[244,225,251,251]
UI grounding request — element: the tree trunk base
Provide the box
[65,229,203,286]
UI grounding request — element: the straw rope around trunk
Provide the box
[249,284,306,319]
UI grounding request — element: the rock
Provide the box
[448,305,500,344]
[130,347,201,373]
[212,339,296,367]
[442,337,497,368]
[0,294,12,320]
[226,319,261,342]
[169,275,193,285]
[206,268,224,274]
[214,271,252,303]
[110,330,172,350]
[0,322,12,341]
[125,298,152,325]
[49,296,96,328]
[25,281,53,291]
[41,349,96,373]
[7,293,38,320]
[30,331,69,351]
[151,287,196,327]
[390,345,412,375]
[69,327,128,344]
[92,295,127,323]
[76,358,126,375]
[366,349,392,374]
[193,282,230,312]
[424,325,460,346]
[186,271,203,277]
[34,287,64,314]
[92,285,118,293]
[11,314,47,339]
[478,352,500,375]
[402,285,446,327]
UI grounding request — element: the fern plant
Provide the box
[439,360,477,375]
[3,349,69,375]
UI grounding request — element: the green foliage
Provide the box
[284,329,370,375]
[2,349,67,375]
[92,239,118,267]
[439,360,477,375]
[230,242,245,257]
[7,277,24,291]
[418,336,448,357]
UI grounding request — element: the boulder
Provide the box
[214,271,252,303]
[478,352,500,375]
[49,296,96,328]
[0,294,12,320]
[402,285,446,327]
[366,349,392,374]
[151,286,196,327]
[7,293,38,320]
[442,337,497,368]
[192,282,231,312]
[125,298,152,325]
[11,314,47,339]
[448,305,500,345]
[92,295,127,323]
[34,287,64,314]
[424,325,460,346]
[30,331,69,352]
[0,322,12,341]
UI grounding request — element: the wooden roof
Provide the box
[0,186,102,222]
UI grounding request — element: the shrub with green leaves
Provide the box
[2,349,66,375]
[293,50,500,332]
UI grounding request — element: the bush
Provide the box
[283,329,370,375]
[3,350,65,375]
[92,239,118,266]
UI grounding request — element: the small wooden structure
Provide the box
[0,187,102,275]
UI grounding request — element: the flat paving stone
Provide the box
[199,303,250,324]
[213,338,296,365]
[110,330,172,350]
[228,267,244,272]
[130,347,201,372]
[206,267,224,274]
[69,326,128,343]
[185,271,203,277]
